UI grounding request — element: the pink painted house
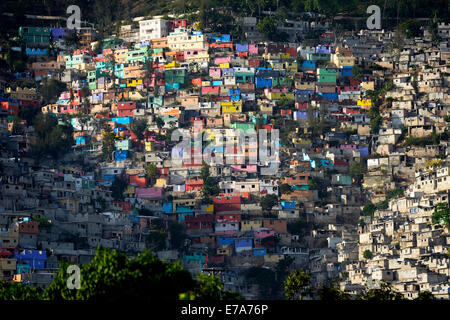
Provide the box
[214,56,232,64]
[135,187,163,199]
[248,44,258,55]
[253,228,276,239]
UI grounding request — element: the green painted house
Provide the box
[127,46,150,64]
[102,37,123,49]
[164,68,187,87]
[230,122,256,133]
[317,68,337,83]
[19,26,51,45]
[306,52,330,61]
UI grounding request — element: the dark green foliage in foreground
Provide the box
[0,247,240,301]
[357,281,405,300]
[43,247,195,300]
[0,281,43,300]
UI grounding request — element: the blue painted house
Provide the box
[253,248,267,256]
[281,202,296,210]
[234,238,253,253]
[13,250,46,270]
[218,237,234,245]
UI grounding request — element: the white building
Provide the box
[139,18,168,41]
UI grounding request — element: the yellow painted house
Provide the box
[357,98,372,107]
[154,177,168,188]
[295,81,315,90]
[128,91,145,100]
[219,62,230,69]
[164,61,180,69]
[263,52,290,60]
[269,60,297,73]
[127,79,143,87]
[145,141,153,152]
[266,91,294,100]
[332,54,356,67]
[221,101,242,114]
[114,48,129,64]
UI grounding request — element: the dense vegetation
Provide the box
[0,247,240,300]
[0,0,448,39]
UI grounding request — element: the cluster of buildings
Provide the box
[0,14,449,299]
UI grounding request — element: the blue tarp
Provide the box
[114,150,128,161]
[281,202,296,210]
[162,202,173,214]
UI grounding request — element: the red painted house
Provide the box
[117,102,136,117]
[185,214,214,232]
[112,200,131,212]
[129,174,147,187]
[215,212,241,223]
[168,19,187,33]
[213,195,241,212]
[1,102,19,115]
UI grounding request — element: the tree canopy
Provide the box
[31,113,74,160]
[0,247,240,301]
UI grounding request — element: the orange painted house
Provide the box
[185,179,204,191]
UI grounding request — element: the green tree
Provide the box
[277,96,295,109]
[146,230,167,252]
[359,218,366,229]
[200,161,211,181]
[275,256,294,282]
[131,118,148,141]
[64,31,80,49]
[145,163,160,184]
[415,290,434,300]
[40,78,66,104]
[155,116,165,130]
[180,274,242,301]
[19,104,39,125]
[432,202,449,228]
[362,203,377,216]
[31,113,74,160]
[363,250,373,260]
[111,175,128,201]
[357,281,405,300]
[200,162,220,199]
[11,116,25,135]
[279,183,292,194]
[102,128,116,162]
[284,269,312,300]
[168,221,186,250]
[43,247,195,300]
[317,279,351,300]
[244,267,278,299]
[287,219,308,235]
[401,19,422,38]
[257,16,279,41]
[0,281,43,300]
[260,194,278,212]
[349,161,365,182]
